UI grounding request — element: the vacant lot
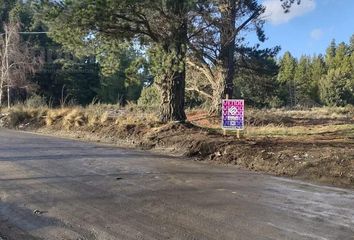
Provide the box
[1,105,353,188]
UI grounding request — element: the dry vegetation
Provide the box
[0,104,353,189]
[188,107,354,138]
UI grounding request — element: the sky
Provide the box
[249,0,354,58]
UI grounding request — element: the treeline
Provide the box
[1,0,353,123]
[194,36,354,109]
[275,38,354,107]
[2,0,307,123]
[0,0,149,108]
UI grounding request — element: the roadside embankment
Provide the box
[1,105,353,188]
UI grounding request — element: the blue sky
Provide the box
[249,0,354,58]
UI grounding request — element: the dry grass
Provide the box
[0,103,159,132]
[62,108,86,129]
[45,108,71,126]
[245,124,354,138]
[244,107,354,138]
[1,104,353,140]
[244,107,353,127]
[0,106,47,128]
[187,106,354,138]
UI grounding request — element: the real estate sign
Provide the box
[222,99,244,130]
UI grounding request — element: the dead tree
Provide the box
[0,22,42,107]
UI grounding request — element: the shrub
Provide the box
[268,96,284,109]
[25,95,47,108]
[138,85,160,108]
[6,107,31,127]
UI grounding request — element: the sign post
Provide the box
[221,99,244,138]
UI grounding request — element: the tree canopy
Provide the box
[1,0,353,114]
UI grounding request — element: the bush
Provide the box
[25,95,47,108]
[138,85,160,107]
[5,107,31,127]
[268,96,284,109]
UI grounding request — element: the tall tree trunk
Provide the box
[7,83,10,108]
[159,41,187,123]
[0,60,4,106]
[219,0,236,99]
[5,28,10,108]
[0,27,6,107]
[159,66,186,123]
[0,81,3,106]
[159,3,188,123]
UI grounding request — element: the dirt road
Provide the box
[0,129,353,240]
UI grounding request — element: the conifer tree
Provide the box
[277,51,297,106]
[294,55,311,105]
[309,54,326,103]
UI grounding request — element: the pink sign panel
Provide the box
[222,99,244,129]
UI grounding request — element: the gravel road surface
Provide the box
[0,129,353,240]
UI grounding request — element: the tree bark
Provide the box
[5,28,10,108]
[159,38,187,122]
[158,4,188,123]
[219,0,236,99]
[0,80,3,106]
[159,66,187,123]
[0,56,4,106]
[0,27,6,107]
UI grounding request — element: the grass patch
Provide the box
[245,124,354,138]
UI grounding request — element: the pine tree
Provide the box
[350,35,354,90]
[294,55,312,105]
[348,34,354,53]
[277,51,297,106]
[325,39,336,69]
[309,54,326,103]
[320,41,353,105]
[333,43,350,70]
[40,0,196,122]
[319,68,350,106]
